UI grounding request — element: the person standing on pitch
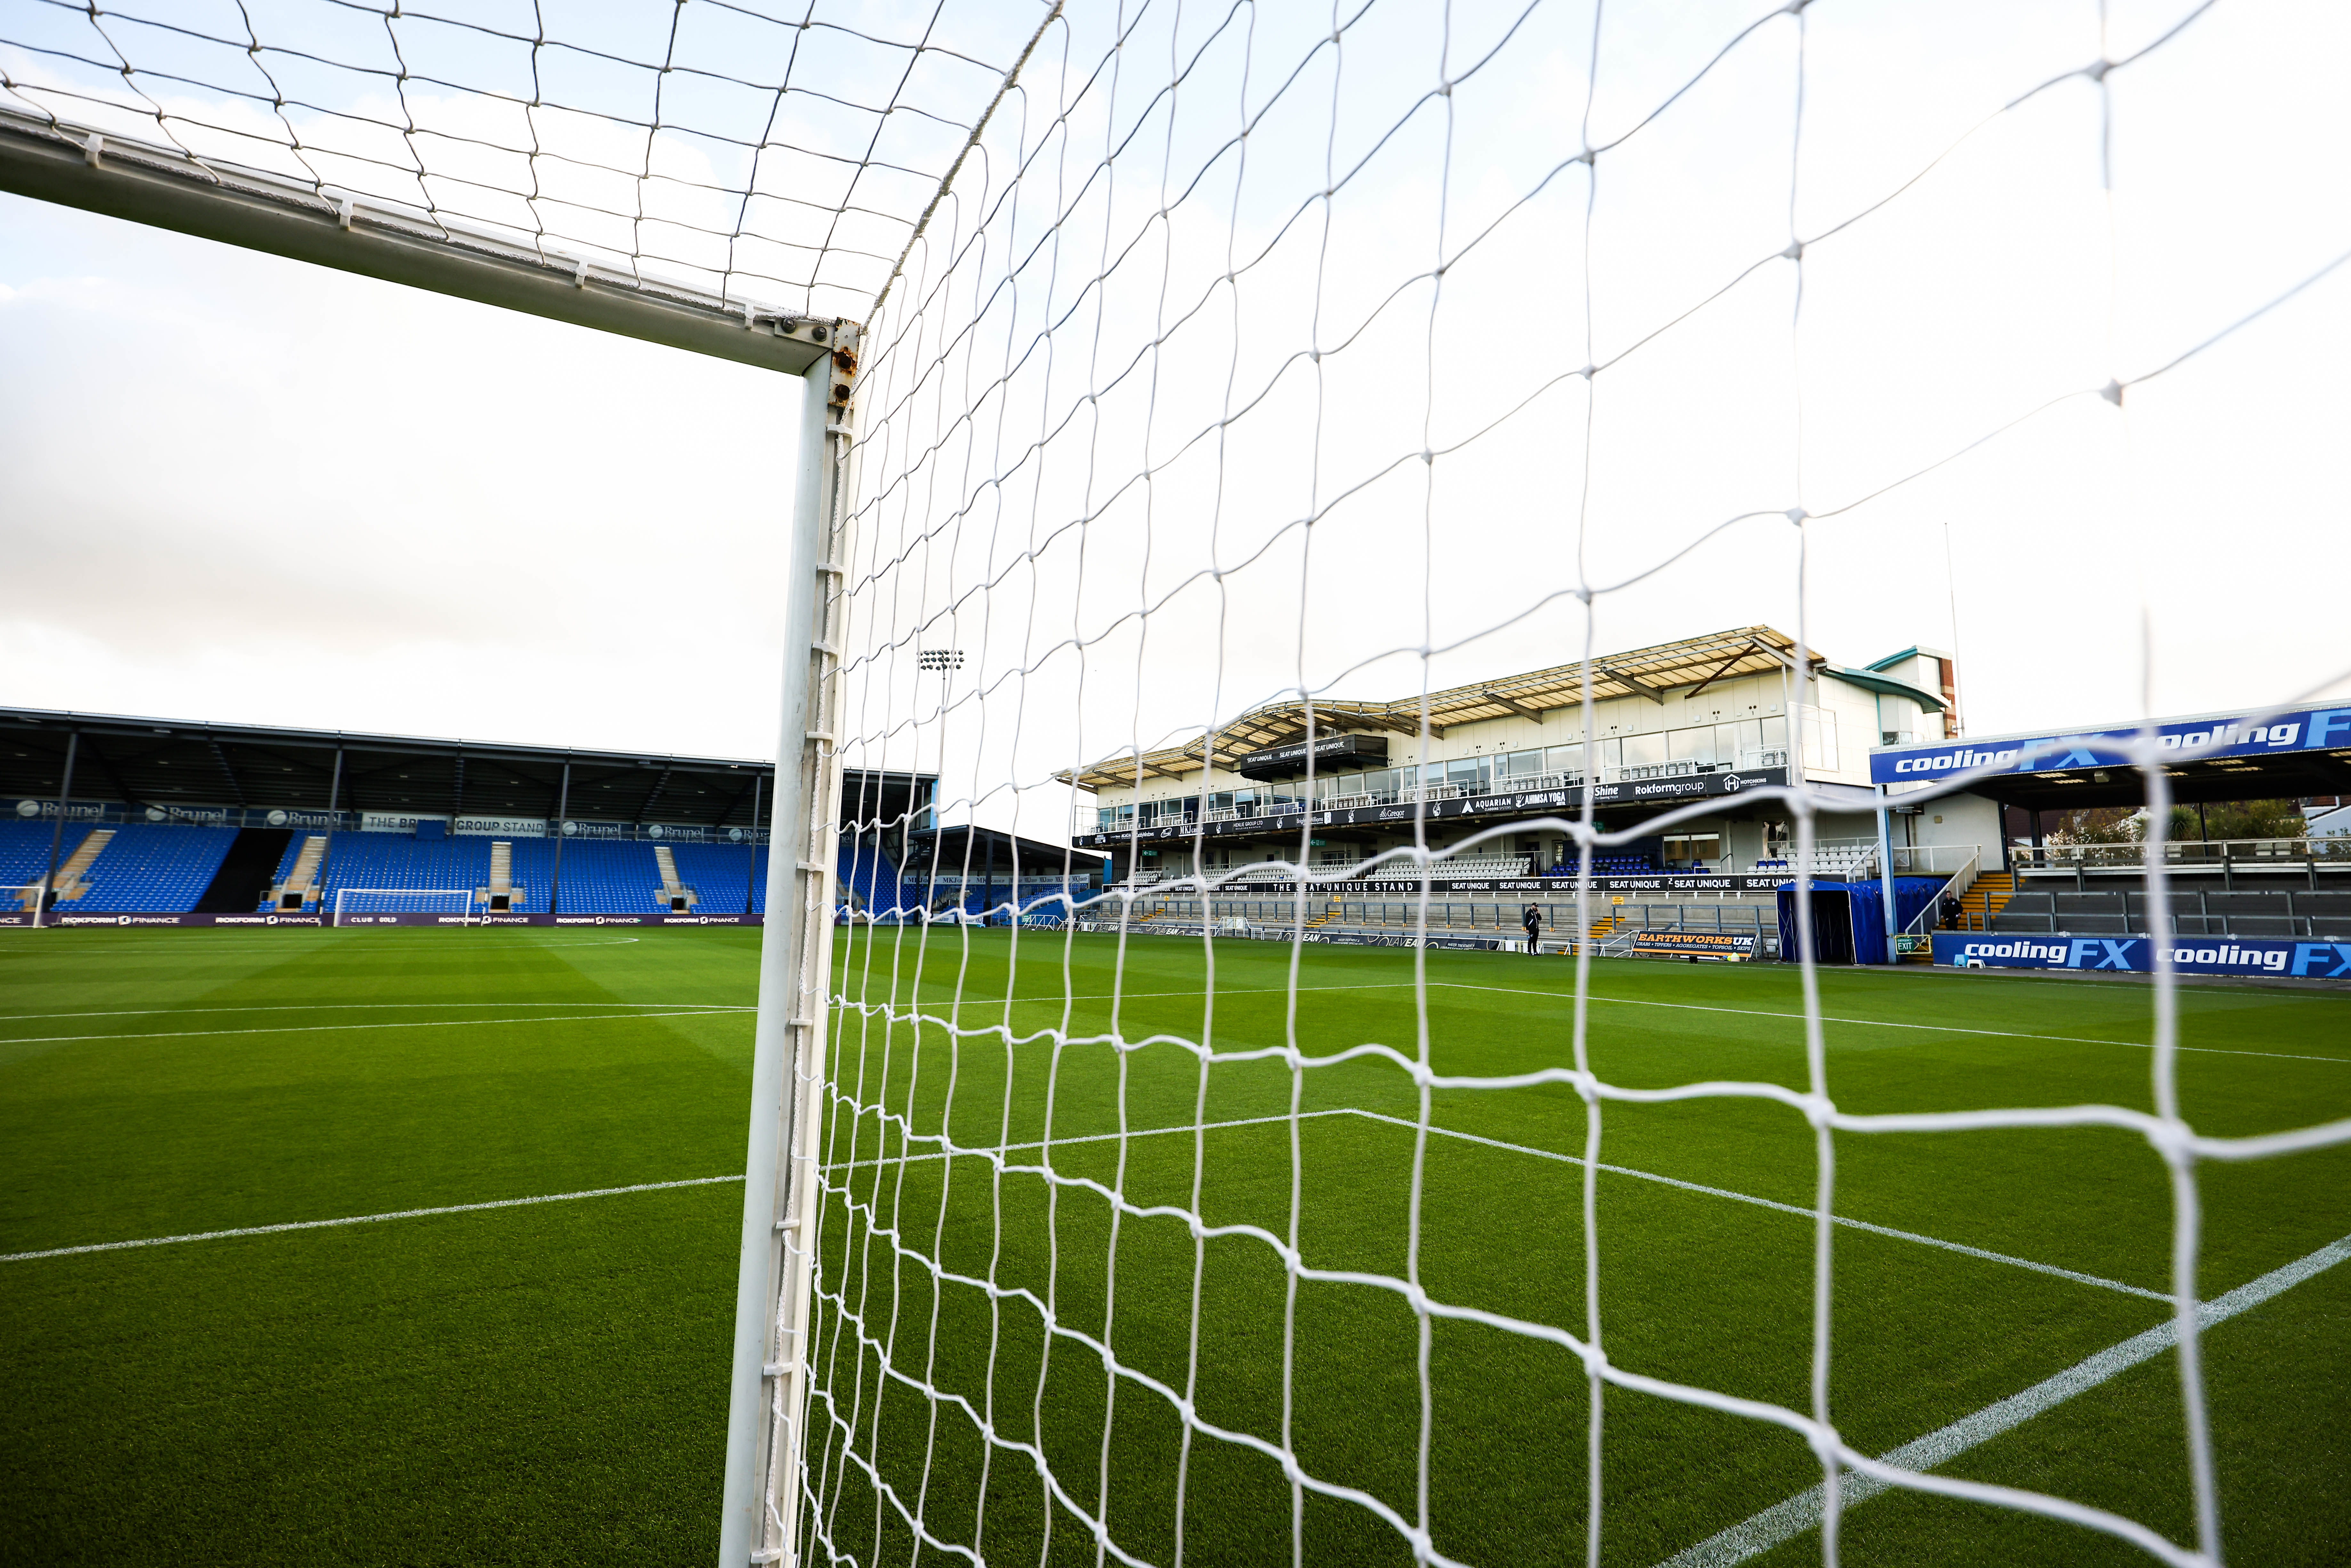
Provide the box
[1522,903,1541,954]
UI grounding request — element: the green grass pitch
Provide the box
[3,927,2347,1566]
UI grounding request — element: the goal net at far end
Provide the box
[330,889,481,927]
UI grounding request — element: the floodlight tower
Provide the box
[917,650,963,903]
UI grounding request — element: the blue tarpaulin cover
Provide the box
[1776,877,1946,964]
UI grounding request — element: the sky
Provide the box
[3,0,2348,838]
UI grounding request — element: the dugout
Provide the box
[1776,877,1945,965]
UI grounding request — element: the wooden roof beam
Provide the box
[1596,664,1669,705]
[1479,690,1546,724]
[1682,647,1755,704]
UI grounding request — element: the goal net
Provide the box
[796,7,2351,1568]
[330,889,479,927]
[9,3,2348,1566]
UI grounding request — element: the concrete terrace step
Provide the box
[276,834,330,905]
[652,845,694,910]
[17,827,116,907]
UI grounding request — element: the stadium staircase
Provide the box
[487,840,514,909]
[1895,870,2016,962]
[1960,872,2016,932]
[1303,908,1337,931]
[272,834,329,908]
[13,826,115,908]
[1586,911,1629,940]
[651,845,695,911]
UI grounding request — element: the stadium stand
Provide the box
[1582,855,1659,875]
[670,843,763,914]
[308,832,493,913]
[0,819,56,895]
[1427,855,1531,879]
[76,824,241,911]
[1990,887,2351,939]
[1131,895,1781,948]
[541,839,669,915]
[1,710,937,922]
[835,842,902,916]
[3,822,240,912]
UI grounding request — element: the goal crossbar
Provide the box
[0,107,844,378]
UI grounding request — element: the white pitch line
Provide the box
[1427,981,2351,1065]
[0,1174,745,1263]
[835,1108,1362,1169]
[0,1002,753,1024]
[1338,1109,2167,1302]
[0,1009,751,1047]
[838,1106,2159,1301]
[841,977,2346,1065]
[1655,1230,2351,1567]
[847,982,1415,1008]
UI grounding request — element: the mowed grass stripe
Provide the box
[844,1107,2163,1302]
[8,927,2347,1566]
[851,973,2351,1064]
[0,1002,754,1023]
[0,1007,750,1046]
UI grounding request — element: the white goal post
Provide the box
[329,889,481,927]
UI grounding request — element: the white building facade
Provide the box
[1066,627,1974,887]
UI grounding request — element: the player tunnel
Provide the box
[1776,877,1946,965]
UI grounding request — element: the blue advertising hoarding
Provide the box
[1932,933,2351,979]
[1870,707,2351,786]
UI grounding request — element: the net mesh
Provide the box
[333,887,476,920]
[0,0,1053,319]
[14,2,2351,1565]
[811,4,2350,1565]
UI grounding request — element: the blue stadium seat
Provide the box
[8,822,241,912]
[311,832,495,913]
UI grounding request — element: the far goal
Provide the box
[330,889,481,927]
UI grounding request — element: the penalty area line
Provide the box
[0,1002,754,1024]
[0,1174,745,1263]
[1340,1109,2166,1303]
[1653,1230,2351,1567]
[839,1107,2159,1302]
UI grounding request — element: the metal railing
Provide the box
[1885,843,1979,875]
[2013,836,2351,870]
[1898,848,1980,939]
[1084,752,1803,834]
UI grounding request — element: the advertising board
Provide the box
[1872,706,2351,785]
[1932,933,2351,979]
[1628,931,1759,961]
